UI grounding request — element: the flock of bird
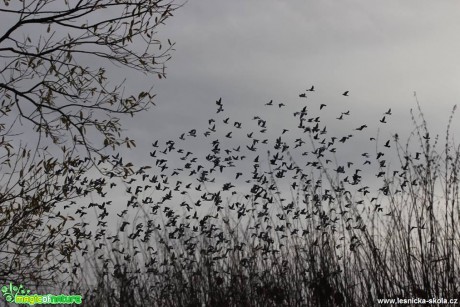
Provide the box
[70,86,427,280]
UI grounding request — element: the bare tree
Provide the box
[0,0,179,286]
[0,0,177,163]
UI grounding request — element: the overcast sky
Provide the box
[80,0,460,230]
[4,1,460,231]
[120,0,460,156]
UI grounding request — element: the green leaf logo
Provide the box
[1,283,30,302]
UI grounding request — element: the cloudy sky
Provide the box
[124,0,460,169]
[117,0,460,161]
[4,1,460,230]
[85,0,460,229]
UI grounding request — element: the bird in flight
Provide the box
[308,85,315,91]
[299,93,307,98]
[265,100,273,106]
[384,140,391,148]
[342,91,349,96]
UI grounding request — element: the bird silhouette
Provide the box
[120,221,130,232]
[384,140,390,148]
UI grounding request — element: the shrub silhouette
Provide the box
[0,0,179,287]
